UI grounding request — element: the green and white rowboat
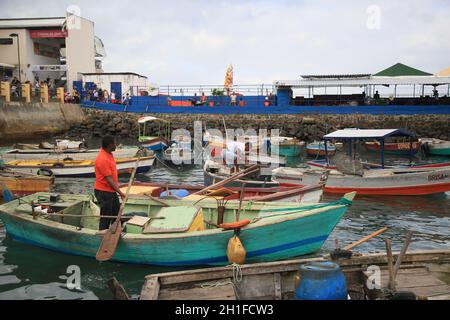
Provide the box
[0,192,355,266]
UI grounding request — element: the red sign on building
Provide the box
[30,30,68,39]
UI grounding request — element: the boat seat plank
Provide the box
[158,280,236,300]
[143,206,204,234]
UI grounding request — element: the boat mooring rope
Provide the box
[199,263,243,289]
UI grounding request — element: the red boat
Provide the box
[120,181,324,203]
[363,141,422,155]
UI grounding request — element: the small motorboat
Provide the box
[269,137,304,157]
[138,116,169,151]
[306,141,336,157]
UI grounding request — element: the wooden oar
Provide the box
[343,227,388,251]
[96,158,140,262]
[235,183,246,222]
[192,164,260,195]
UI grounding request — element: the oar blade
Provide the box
[96,221,122,262]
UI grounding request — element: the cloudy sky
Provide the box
[1,0,449,85]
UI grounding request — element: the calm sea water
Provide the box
[0,141,449,300]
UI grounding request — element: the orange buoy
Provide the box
[219,219,251,230]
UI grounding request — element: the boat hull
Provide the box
[4,157,155,177]
[203,168,279,188]
[428,146,450,156]
[0,175,54,197]
[273,167,450,196]
[364,141,421,155]
[0,198,349,266]
[142,138,168,151]
[2,148,141,162]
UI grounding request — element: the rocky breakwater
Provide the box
[68,109,450,142]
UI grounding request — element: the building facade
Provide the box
[0,12,105,89]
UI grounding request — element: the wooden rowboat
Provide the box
[138,249,450,300]
[0,168,54,197]
[119,181,324,203]
[0,192,355,266]
[3,156,155,177]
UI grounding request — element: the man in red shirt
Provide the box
[94,136,126,230]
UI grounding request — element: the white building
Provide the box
[81,72,148,98]
[0,12,105,89]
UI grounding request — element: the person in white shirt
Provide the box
[230,92,237,106]
[224,140,251,172]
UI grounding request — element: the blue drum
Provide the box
[295,262,348,300]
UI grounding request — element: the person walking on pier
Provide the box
[94,136,126,231]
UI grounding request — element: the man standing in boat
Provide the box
[94,136,126,231]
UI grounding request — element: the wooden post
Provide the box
[57,87,65,104]
[393,231,413,278]
[0,81,11,102]
[21,83,31,103]
[385,239,395,290]
[40,83,49,103]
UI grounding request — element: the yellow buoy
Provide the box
[227,235,246,265]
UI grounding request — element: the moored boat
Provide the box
[274,128,450,196]
[137,249,450,300]
[204,160,279,188]
[3,156,155,177]
[270,137,304,157]
[120,181,324,203]
[138,116,169,151]
[1,147,147,162]
[0,192,355,266]
[306,141,336,157]
[0,168,54,197]
[420,138,450,156]
[363,141,421,155]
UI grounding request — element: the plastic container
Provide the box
[295,262,348,300]
[160,189,190,198]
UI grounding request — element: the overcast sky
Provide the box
[1,0,449,85]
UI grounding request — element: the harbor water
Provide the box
[0,141,449,299]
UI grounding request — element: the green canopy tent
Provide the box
[374,63,432,77]
[373,63,433,98]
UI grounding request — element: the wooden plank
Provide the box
[407,285,450,298]
[140,277,160,300]
[159,283,236,300]
[427,294,450,300]
[274,273,282,300]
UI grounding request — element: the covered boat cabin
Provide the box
[322,128,417,169]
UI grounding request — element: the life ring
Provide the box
[37,168,54,176]
[219,219,251,230]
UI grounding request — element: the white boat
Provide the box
[272,166,450,196]
[4,156,155,177]
[1,147,147,162]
